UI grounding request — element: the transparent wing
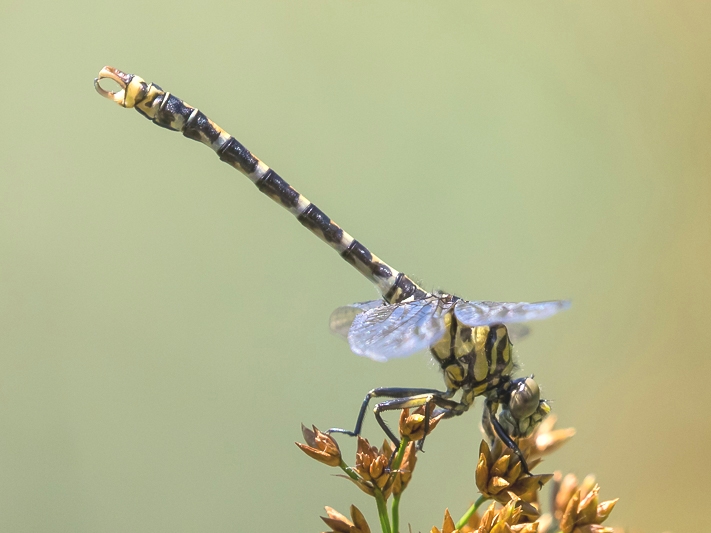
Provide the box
[347,297,451,362]
[506,323,531,343]
[454,299,570,327]
[329,300,385,338]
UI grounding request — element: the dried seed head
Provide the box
[534,513,552,533]
[472,497,540,533]
[392,441,418,496]
[556,482,618,533]
[431,508,460,533]
[554,473,579,520]
[399,406,445,441]
[553,474,599,521]
[475,440,551,506]
[354,437,391,488]
[595,499,618,523]
[518,415,576,463]
[321,505,371,533]
[343,437,395,498]
[296,425,342,467]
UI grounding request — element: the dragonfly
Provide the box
[94,67,570,473]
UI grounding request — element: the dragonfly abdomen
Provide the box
[95,67,427,304]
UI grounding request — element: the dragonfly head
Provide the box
[499,377,551,438]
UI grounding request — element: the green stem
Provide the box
[374,488,392,533]
[389,437,409,533]
[339,460,390,532]
[391,437,410,471]
[339,460,360,481]
[391,495,401,533]
[455,495,488,530]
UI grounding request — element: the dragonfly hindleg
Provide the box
[371,392,465,451]
[328,387,456,449]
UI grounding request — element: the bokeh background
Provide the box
[1,1,709,531]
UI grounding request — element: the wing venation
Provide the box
[454,299,570,327]
[347,297,451,362]
[329,300,385,338]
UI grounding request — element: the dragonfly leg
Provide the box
[327,387,448,441]
[371,393,464,451]
[484,399,531,475]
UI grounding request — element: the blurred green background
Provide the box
[1,1,709,531]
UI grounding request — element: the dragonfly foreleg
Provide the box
[484,399,532,476]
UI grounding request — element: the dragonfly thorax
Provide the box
[430,311,515,393]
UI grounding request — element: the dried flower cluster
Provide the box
[475,439,551,505]
[518,415,576,464]
[398,406,444,442]
[434,496,544,533]
[296,425,343,467]
[297,406,621,533]
[538,473,618,533]
[321,505,371,533]
[467,497,540,533]
[351,437,398,497]
[297,407,430,503]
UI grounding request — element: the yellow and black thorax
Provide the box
[430,312,514,395]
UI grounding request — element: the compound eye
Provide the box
[508,377,540,420]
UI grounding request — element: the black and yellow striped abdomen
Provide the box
[94,67,427,305]
[430,312,514,396]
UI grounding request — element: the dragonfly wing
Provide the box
[347,297,450,362]
[454,299,570,327]
[329,300,385,338]
[506,323,531,343]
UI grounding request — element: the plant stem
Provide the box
[339,460,360,481]
[374,488,392,533]
[391,494,401,533]
[339,461,390,532]
[391,436,410,471]
[390,437,409,533]
[455,495,488,530]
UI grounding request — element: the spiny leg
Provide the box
[484,399,532,475]
[328,387,450,441]
[371,393,463,450]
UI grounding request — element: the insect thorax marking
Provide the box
[430,313,514,392]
